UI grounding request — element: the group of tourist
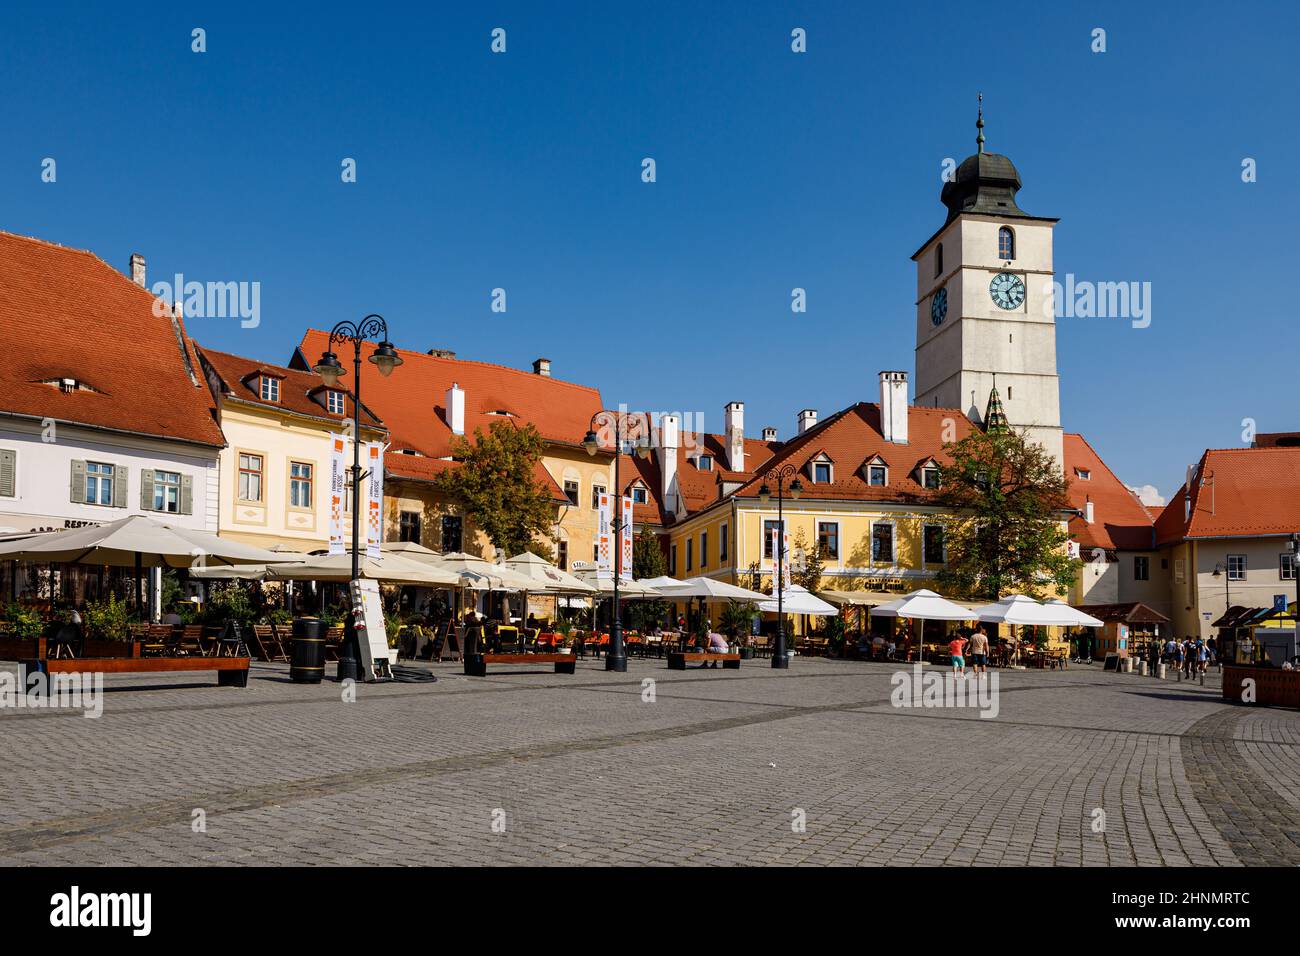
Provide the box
[1150,636,1215,676]
[945,626,993,679]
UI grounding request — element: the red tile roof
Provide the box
[0,231,225,447]
[1155,446,1300,544]
[385,450,568,503]
[1063,433,1155,553]
[295,330,603,457]
[195,345,384,430]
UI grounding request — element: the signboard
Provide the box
[328,433,346,555]
[1274,594,1288,613]
[366,442,384,559]
[349,578,390,680]
[596,492,613,579]
[620,496,633,581]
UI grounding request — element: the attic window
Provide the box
[488,409,515,417]
[327,391,346,415]
[867,465,887,486]
[260,376,280,402]
[42,377,97,394]
[631,483,648,504]
[809,453,833,484]
[921,466,941,490]
[1074,468,1091,481]
[698,455,714,471]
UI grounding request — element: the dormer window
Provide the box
[630,483,648,504]
[863,455,888,487]
[260,376,280,402]
[921,466,941,490]
[1074,468,1091,481]
[327,391,346,415]
[809,453,834,484]
[698,455,714,471]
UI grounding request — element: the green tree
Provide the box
[629,527,667,632]
[933,428,1078,599]
[791,527,826,593]
[433,420,557,558]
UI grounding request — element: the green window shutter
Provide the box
[180,474,194,515]
[70,460,86,504]
[112,465,128,508]
[0,450,14,497]
[140,469,156,511]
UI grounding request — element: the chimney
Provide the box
[446,382,465,435]
[798,409,817,434]
[724,402,745,472]
[427,348,456,359]
[879,370,909,444]
[129,253,146,288]
[660,414,681,518]
[762,426,777,442]
[532,357,552,377]
[1085,497,1094,524]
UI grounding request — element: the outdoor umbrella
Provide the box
[572,570,663,598]
[504,551,597,595]
[189,549,310,581]
[655,576,768,602]
[263,552,460,587]
[973,594,1076,626]
[759,584,838,616]
[640,575,687,590]
[869,588,974,662]
[1042,599,1104,627]
[0,514,281,568]
[425,552,536,591]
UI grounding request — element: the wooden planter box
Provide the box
[1222,665,1300,708]
[0,637,142,661]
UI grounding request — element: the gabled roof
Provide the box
[1155,446,1300,544]
[295,330,603,457]
[1063,433,1154,552]
[196,345,383,429]
[384,450,568,504]
[0,231,225,447]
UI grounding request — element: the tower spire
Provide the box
[976,92,985,154]
[984,373,1009,433]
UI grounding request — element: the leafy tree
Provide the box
[433,420,557,558]
[933,428,1078,599]
[791,527,826,593]
[628,527,667,631]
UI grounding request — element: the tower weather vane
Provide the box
[976,92,985,153]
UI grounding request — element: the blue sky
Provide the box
[3,0,1296,499]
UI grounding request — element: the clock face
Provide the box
[930,286,948,326]
[989,272,1026,310]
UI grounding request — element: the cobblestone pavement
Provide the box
[0,657,1296,866]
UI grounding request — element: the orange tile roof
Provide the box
[1063,433,1155,552]
[385,450,568,503]
[196,345,384,430]
[0,231,225,447]
[1155,446,1300,544]
[295,330,603,457]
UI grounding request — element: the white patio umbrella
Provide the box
[973,594,1074,626]
[1043,599,1105,627]
[0,514,282,568]
[504,551,597,594]
[869,588,974,662]
[189,548,310,581]
[656,576,768,602]
[640,575,687,590]
[263,552,460,587]
[759,584,838,616]
[573,570,663,598]
[425,552,536,591]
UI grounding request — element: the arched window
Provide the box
[935,243,943,277]
[998,227,1015,260]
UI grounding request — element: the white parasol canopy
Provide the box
[640,575,687,590]
[657,576,769,603]
[572,570,663,598]
[504,551,597,594]
[0,514,282,568]
[263,552,460,586]
[870,588,975,621]
[425,552,537,591]
[1042,599,1105,627]
[973,594,1077,626]
[759,584,838,616]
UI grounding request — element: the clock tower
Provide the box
[911,101,1064,472]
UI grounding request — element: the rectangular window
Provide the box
[399,511,421,544]
[700,531,708,569]
[763,519,785,559]
[1282,554,1296,581]
[1227,554,1246,581]
[593,544,600,562]
[85,461,114,506]
[868,465,887,486]
[923,525,945,564]
[238,453,263,502]
[289,462,313,509]
[260,377,280,402]
[441,516,463,553]
[817,521,839,559]
[871,523,894,563]
[564,480,579,507]
[153,470,181,513]
[591,485,605,510]
[669,544,678,575]
[922,468,941,490]
[719,522,729,562]
[814,462,832,483]
[1134,555,1150,581]
[327,391,345,415]
[631,485,648,504]
[557,540,568,571]
[0,449,15,497]
[686,539,694,572]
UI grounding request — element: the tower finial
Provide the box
[976,92,985,153]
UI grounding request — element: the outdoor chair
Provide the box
[323,626,344,662]
[251,624,288,662]
[521,627,539,653]
[141,624,172,657]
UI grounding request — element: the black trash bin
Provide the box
[290,617,327,684]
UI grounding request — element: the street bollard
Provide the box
[1158,663,1167,679]
[1138,660,1147,676]
[1200,672,1205,686]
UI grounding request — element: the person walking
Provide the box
[967,626,990,679]
[948,632,969,677]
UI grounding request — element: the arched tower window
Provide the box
[935,243,943,277]
[998,227,1015,260]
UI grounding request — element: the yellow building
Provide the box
[196,345,386,552]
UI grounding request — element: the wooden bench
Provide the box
[667,651,741,670]
[20,655,251,687]
[463,652,576,677]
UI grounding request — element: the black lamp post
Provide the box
[758,464,803,669]
[313,315,402,678]
[583,412,651,673]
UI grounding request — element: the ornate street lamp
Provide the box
[583,411,651,673]
[758,464,802,669]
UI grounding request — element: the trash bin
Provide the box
[290,617,326,684]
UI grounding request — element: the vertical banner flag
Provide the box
[366,442,384,559]
[596,492,613,579]
[328,433,346,556]
[620,496,634,581]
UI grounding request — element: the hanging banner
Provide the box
[366,442,384,559]
[596,491,613,579]
[328,433,346,556]
[620,496,633,581]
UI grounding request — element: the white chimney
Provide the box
[798,409,817,434]
[880,370,909,444]
[446,382,465,435]
[532,357,551,377]
[129,253,146,288]
[762,426,777,442]
[724,401,745,472]
[660,414,681,518]
[1085,497,1094,524]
